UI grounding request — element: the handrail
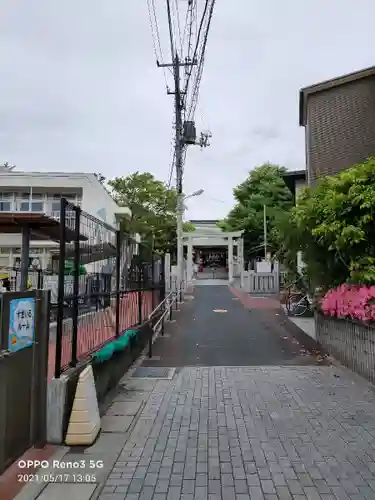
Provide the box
[145,289,180,358]
[148,290,176,318]
[150,292,178,328]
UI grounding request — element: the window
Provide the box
[31,202,44,212]
[14,257,34,268]
[13,247,43,255]
[19,201,44,212]
[0,192,12,200]
[51,201,61,212]
[0,201,11,211]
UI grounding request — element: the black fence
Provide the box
[54,198,165,377]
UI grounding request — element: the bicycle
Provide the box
[286,291,313,316]
[283,276,313,316]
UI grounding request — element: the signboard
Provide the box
[8,297,36,352]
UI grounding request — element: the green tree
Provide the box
[108,172,194,253]
[218,163,293,262]
[277,157,375,289]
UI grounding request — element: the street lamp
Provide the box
[177,189,204,295]
[186,189,204,199]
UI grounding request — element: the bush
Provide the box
[277,157,375,290]
[321,284,375,321]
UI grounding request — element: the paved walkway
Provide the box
[142,285,317,367]
[18,285,375,499]
[97,365,375,500]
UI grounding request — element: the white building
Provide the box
[0,165,131,269]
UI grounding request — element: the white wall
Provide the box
[0,173,122,245]
[295,178,307,272]
[80,174,126,228]
[0,172,130,270]
[295,178,307,201]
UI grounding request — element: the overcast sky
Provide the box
[1,1,375,219]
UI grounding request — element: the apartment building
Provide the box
[0,165,130,270]
[299,65,375,186]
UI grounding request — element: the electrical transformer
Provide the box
[183,121,197,144]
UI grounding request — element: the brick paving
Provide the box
[20,285,375,499]
[98,366,375,500]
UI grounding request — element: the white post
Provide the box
[177,194,184,296]
[187,235,193,285]
[165,253,171,293]
[273,260,280,294]
[228,235,233,282]
[239,237,245,288]
[263,204,267,260]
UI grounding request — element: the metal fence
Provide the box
[53,198,165,378]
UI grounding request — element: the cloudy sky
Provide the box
[1,1,375,219]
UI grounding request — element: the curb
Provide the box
[278,310,323,353]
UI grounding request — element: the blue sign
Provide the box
[8,297,36,352]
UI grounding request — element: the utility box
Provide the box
[183,121,196,145]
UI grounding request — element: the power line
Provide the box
[166,139,176,189]
[165,0,175,60]
[183,0,210,107]
[186,0,216,119]
[146,0,170,87]
[173,0,184,57]
[146,0,215,188]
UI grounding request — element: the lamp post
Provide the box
[177,189,204,296]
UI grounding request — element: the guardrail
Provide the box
[147,290,180,358]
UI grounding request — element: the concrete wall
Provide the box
[316,313,375,384]
[245,271,279,295]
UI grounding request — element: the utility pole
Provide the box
[157,54,196,295]
[173,54,184,298]
[263,204,267,260]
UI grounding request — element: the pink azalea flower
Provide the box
[320,284,375,322]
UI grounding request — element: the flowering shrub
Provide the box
[321,284,375,322]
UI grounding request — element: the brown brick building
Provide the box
[299,65,375,186]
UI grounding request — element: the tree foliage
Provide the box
[218,163,293,260]
[277,157,375,289]
[108,172,194,253]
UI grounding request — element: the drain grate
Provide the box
[132,367,175,379]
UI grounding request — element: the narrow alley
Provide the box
[22,284,375,500]
[142,284,319,368]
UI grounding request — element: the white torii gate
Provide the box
[183,230,244,285]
